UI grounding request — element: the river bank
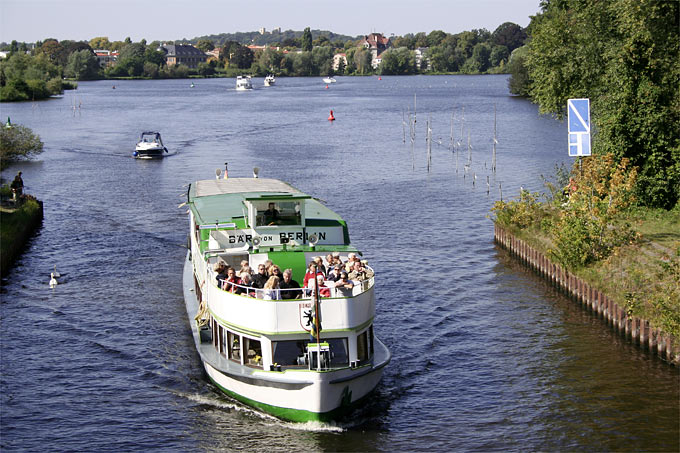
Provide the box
[0,195,43,278]
[494,223,680,365]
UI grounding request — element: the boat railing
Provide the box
[209,269,374,301]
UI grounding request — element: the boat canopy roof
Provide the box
[188,178,344,227]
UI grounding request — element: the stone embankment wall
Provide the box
[494,224,679,366]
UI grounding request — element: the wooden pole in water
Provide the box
[492,103,497,173]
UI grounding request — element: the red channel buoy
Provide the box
[378,76,382,80]
[328,110,335,121]
[325,84,329,89]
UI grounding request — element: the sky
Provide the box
[0,0,542,44]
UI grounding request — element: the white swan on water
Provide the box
[49,272,58,288]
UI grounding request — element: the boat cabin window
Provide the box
[357,328,374,362]
[244,338,263,369]
[327,338,349,367]
[254,200,302,227]
[228,332,241,363]
[272,340,308,368]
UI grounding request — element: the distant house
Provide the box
[333,53,347,71]
[158,44,206,68]
[414,47,431,71]
[359,33,391,68]
[94,50,119,67]
[205,48,221,60]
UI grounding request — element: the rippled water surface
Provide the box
[1,76,678,451]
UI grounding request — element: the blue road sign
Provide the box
[567,98,591,156]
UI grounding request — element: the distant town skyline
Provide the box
[0,0,541,44]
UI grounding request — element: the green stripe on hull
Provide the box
[206,373,369,423]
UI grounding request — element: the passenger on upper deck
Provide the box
[214,262,228,286]
[334,271,354,296]
[270,265,284,281]
[280,269,301,299]
[222,268,241,292]
[252,264,268,289]
[326,264,342,283]
[303,262,324,288]
[314,274,331,298]
[264,202,280,225]
[313,256,326,276]
[348,261,374,282]
[237,273,254,296]
[264,259,274,276]
[263,276,281,300]
[344,252,357,272]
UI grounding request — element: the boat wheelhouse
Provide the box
[183,177,390,422]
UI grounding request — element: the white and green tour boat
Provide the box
[183,175,390,422]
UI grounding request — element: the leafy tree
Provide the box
[353,48,373,75]
[462,42,491,73]
[89,37,111,49]
[525,0,680,208]
[427,30,447,47]
[232,45,254,69]
[38,40,67,66]
[489,45,509,67]
[507,45,530,96]
[491,22,527,53]
[301,27,313,52]
[65,49,100,80]
[0,124,44,168]
[379,47,415,75]
[196,39,215,52]
[312,46,334,75]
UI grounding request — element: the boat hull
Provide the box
[182,252,389,422]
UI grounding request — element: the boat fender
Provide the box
[132,151,139,157]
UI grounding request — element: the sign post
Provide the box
[567,98,591,157]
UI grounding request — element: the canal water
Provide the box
[1,75,677,451]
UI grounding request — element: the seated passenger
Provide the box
[263,276,281,300]
[237,273,254,296]
[344,252,357,272]
[348,261,373,282]
[222,268,241,292]
[326,265,343,283]
[270,265,284,281]
[309,274,331,298]
[325,254,334,274]
[214,262,228,287]
[252,264,268,289]
[303,262,324,288]
[334,271,355,296]
[312,256,326,276]
[263,203,280,224]
[279,269,302,299]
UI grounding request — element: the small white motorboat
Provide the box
[264,75,276,86]
[236,76,253,91]
[323,77,337,84]
[134,131,168,159]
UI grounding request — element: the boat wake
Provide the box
[176,390,347,432]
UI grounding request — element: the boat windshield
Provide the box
[254,200,301,226]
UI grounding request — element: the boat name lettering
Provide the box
[229,234,274,244]
[279,232,326,243]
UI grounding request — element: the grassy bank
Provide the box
[496,203,680,340]
[0,195,43,276]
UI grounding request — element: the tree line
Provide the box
[507,0,679,209]
[1,23,528,101]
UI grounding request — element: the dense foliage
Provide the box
[509,0,680,209]
[1,23,528,97]
[0,124,44,170]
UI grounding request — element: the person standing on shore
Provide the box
[10,171,23,203]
